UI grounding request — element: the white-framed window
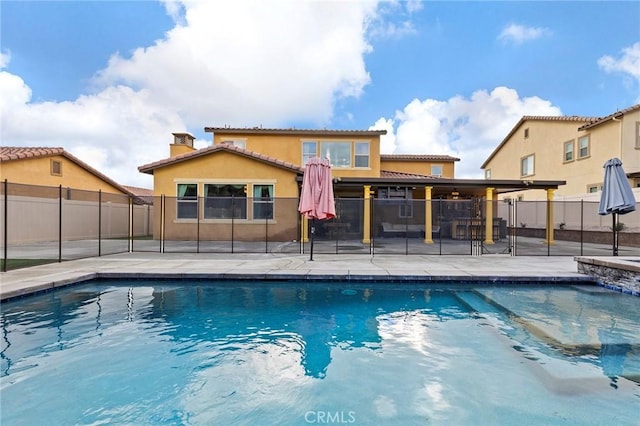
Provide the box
[430,164,443,177]
[177,183,198,219]
[484,169,491,179]
[521,154,534,177]
[563,140,574,162]
[578,135,590,159]
[587,184,600,193]
[321,142,351,168]
[354,142,370,167]
[635,122,640,148]
[220,139,246,149]
[203,184,247,219]
[302,141,317,166]
[253,184,274,220]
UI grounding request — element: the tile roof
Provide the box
[380,170,436,179]
[578,103,640,130]
[138,143,304,174]
[1,146,65,161]
[1,146,133,196]
[381,154,460,162]
[204,127,387,137]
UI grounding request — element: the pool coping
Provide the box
[4,252,636,302]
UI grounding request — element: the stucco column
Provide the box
[484,187,495,244]
[545,188,555,245]
[301,216,309,243]
[424,186,433,244]
[363,185,371,244]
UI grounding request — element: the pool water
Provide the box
[1,280,638,425]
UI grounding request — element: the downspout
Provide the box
[612,116,622,158]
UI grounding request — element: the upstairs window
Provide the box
[578,135,590,159]
[563,140,574,162]
[177,183,198,219]
[220,139,246,149]
[431,164,443,177]
[321,142,351,168]
[524,128,529,139]
[521,154,534,177]
[354,142,370,167]
[302,141,317,165]
[484,169,491,179]
[636,122,640,148]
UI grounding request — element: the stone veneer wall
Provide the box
[576,258,640,296]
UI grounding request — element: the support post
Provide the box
[363,185,371,244]
[301,216,309,243]
[484,187,495,244]
[424,186,433,244]
[545,188,555,245]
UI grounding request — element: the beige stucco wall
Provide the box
[213,132,382,179]
[483,116,639,200]
[380,160,455,177]
[0,155,126,194]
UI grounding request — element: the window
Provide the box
[203,184,247,219]
[177,183,198,219]
[578,135,590,158]
[321,142,351,168]
[563,140,574,162]
[430,164,443,177]
[253,184,274,220]
[484,169,491,179]
[636,122,640,148]
[524,128,529,139]
[51,160,62,176]
[587,184,601,193]
[521,154,534,177]
[220,139,246,149]
[302,141,317,166]
[354,142,369,167]
[399,202,413,218]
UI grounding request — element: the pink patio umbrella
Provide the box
[298,157,336,260]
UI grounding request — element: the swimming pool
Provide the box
[1,280,638,425]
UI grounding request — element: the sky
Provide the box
[1,1,639,188]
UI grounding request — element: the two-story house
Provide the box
[139,128,565,245]
[481,104,640,200]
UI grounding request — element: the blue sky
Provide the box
[1,1,639,187]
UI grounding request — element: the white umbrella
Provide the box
[598,158,636,256]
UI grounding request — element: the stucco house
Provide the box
[139,128,565,246]
[481,104,640,200]
[0,146,134,196]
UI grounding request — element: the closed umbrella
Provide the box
[298,157,336,260]
[598,158,636,256]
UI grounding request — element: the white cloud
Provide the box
[373,87,562,178]
[598,42,640,94]
[498,24,551,44]
[0,50,10,69]
[0,1,384,187]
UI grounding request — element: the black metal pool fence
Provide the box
[1,181,638,270]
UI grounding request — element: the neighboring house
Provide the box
[0,146,133,196]
[481,104,640,200]
[139,129,564,244]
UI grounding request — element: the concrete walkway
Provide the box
[0,252,592,301]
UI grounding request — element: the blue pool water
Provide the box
[1,280,639,425]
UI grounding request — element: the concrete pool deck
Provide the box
[0,252,607,301]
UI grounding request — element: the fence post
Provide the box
[3,179,7,272]
[161,194,165,253]
[129,195,133,253]
[59,185,62,263]
[98,190,102,257]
